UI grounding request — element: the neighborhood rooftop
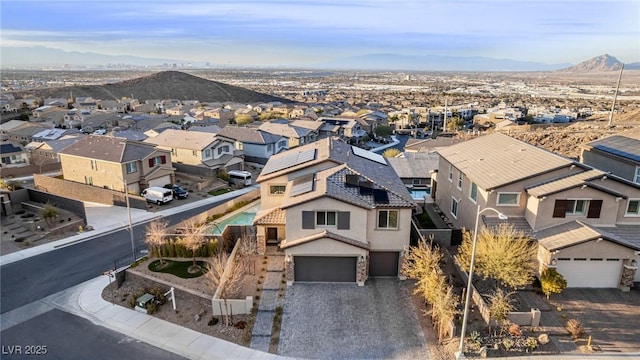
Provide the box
[59,135,158,163]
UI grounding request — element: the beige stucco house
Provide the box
[144,129,244,175]
[254,138,415,286]
[59,135,174,194]
[435,133,640,289]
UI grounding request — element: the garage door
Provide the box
[295,256,357,282]
[556,258,622,288]
[148,175,171,188]
[369,251,399,277]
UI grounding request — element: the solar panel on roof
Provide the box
[290,173,315,196]
[359,181,373,195]
[351,146,386,165]
[372,189,389,204]
[261,149,317,175]
[345,174,359,187]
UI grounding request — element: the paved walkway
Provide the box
[250,249,286,352]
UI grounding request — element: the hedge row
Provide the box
[149,238,219,258]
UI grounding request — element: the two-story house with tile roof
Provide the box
[59,135,174,194]
[254,138,416,286]
[217,126,288,165]
[435,133,640,289]
[258,120,316,149]
[144,129,244,175]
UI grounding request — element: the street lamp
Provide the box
[455,205,508,360]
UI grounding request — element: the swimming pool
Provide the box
[210,203,260,235]
[409,189,430,200]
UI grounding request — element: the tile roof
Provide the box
[582,134,640,163]
[217,126,282,144]
[59,135,158,163]
[535,221,640,251]
[144,129,217,150]
[595,224,640,249]
[387,152,438,179]
[437,133,574,190]
[258,122,310,139]
[526,169,607,198]
[482,216,533,238]
[253,208,286,225]
[280,229,370,250]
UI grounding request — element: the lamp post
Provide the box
[455,205,508,360]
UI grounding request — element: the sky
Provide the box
[1,0,639,67]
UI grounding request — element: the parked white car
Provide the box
[93,128,106,135]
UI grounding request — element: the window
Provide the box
[204,149,211,158]
[171,148,177,156]
[626,199,640,216]
[565,199,588,215]
[148,155,167,167]
[377,210,398,229]
[635,167,640,184]
[457,172,463,190]
[316,211,336,226]
[236,142,244,150]
[84,176,93,185]
[192,150,197,156]
[217,145,230,155]
[267,143,273,153]
[497,192,520,206]
[125,162,137,174]
[278,140,287,149]
[451,197,459,218]
[91,159,97,170]
[269,184,286,195]
[469,182,478,203]
[448,164,453,182]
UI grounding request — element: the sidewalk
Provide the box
[1,275,291,360]
[0,185,258,267]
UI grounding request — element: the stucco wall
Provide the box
[581,150,638,183]
[285,238,367,257]
[530,187,617,230]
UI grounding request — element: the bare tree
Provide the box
[145,219,168,267]
[179,218,207,271]
[206,251,246,325]
[456,223,537,289]
[487,288,515,335]
[237,235,257,274]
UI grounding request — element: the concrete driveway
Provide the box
[279,278,430,359]
[553,287,640,352]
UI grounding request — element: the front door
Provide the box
[266,227,278,244]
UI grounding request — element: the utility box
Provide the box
[135,293,155,313]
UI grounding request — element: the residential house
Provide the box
[253,138,415,285]
[258,121,316,148]
[0,141,29,167]
[435,133,640,289]
[387,151,438,204]
[217,126,287,165]
[580,135,640,185]
[144,129,244,175]
[59,135,174,194]
[3,122,50,144]
[26,137,81,165]
[100,100,126,113]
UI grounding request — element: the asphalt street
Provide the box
[0,309,186,360]
[0,199,232,314]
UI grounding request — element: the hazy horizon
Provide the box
[1,0,639,68]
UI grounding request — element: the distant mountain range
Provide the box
[2,46,639,72]
[9,71,292,104]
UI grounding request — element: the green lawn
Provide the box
[148,259,208,278]
[415,211,437,229]
[208,188,232,196]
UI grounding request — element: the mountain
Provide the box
[559,54,624,72]
[10,71,292,103]
[626,62,640,70]
[1,46,187,67]
[317,53,570,72]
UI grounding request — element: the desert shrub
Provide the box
[126,295,136,308]
[502,337,515,351]
[525,337,538,351]
[146,301,158,314]
[208,317,219,326]
[508,323,523,337]
[468,330,482,350]
[234,321,247,329]
[566,318,585,339]
[149,287,167,305]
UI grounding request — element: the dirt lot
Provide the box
[101,255,266,347]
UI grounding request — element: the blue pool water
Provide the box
[409,189,430,200]
[211,211,257,235]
